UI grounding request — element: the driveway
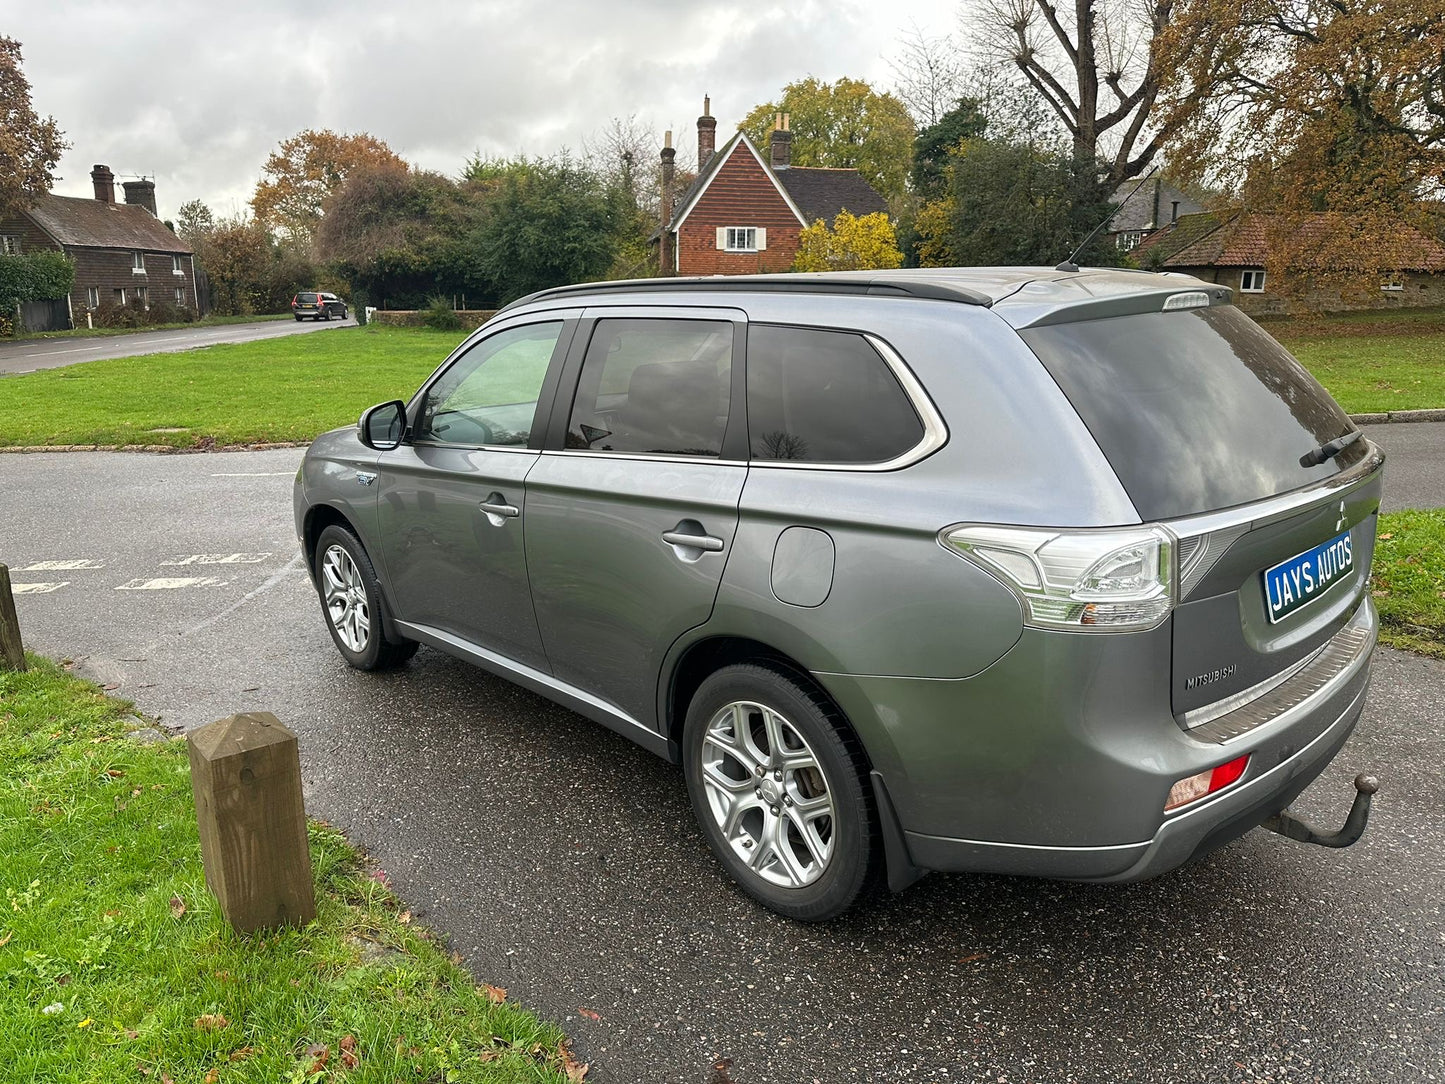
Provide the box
[2,446,1442,1083]
[0,316,353,375]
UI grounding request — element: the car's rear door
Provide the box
[373,314,577,673]
[524,307,748,729]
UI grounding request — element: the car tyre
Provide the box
[682,663,878,921]
[313,524,418,671]
[294,314,303,321]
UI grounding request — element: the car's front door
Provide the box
[525,309,748,728]
[374,316,575,672]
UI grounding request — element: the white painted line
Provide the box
[11,581,69,594]
[15,559,105,571]
[160,553,273,566]
[210,472,295,477]
[116,576,229,591]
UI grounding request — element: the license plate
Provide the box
[1263,530,1354,624]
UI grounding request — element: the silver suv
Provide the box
[294,269,1382,920]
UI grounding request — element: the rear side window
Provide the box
[746,325,924,463]
[565,319,733,456]
[1022,306,1368,520]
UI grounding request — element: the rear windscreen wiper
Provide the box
[1301,429,1362,467]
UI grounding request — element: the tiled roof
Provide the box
[24,193,191,253]
[776,167,888,224]
[1138,210,1445,272]
[1110,179,1206,233]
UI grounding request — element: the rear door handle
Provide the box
[662,530,724,552]
[479,498,519,518]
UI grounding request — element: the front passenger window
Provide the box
[417,322,563,447]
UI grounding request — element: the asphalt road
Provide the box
[2,442,1442,1083]
[0,315,354,375]
[1362,421,1445,514]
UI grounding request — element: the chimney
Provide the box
[91,164,116,204]
[697,95,716,169]
[659,130,676,276]
[123,178,158,217]
[770,113,791,171]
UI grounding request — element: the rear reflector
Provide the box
[1165,754,1250,812]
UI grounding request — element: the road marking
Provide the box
[210,472,295,477]
[15,559,105,571]
[10,581,69,594]
[181,553,306,636]
[116,576,229,591]
[160,553,272,566]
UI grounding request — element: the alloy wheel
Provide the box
[700,700,837,888]
[321,544,370,652]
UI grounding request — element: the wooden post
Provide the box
[0,564,26,672]
[187,712,315,933]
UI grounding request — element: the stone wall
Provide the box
[368,309,496,330]
[1173,266,1445,316]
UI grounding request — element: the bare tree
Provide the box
[889,21,966,126]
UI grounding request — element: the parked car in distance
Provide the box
[292,291,347,321]
[294,268,1383,921]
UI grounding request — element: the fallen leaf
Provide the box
[169,896,186,919]
[131,788,142,798]
[340,1034,359,1069]
[305,1042,329,1072]
[370,869,390,888]
[105,769,126,778]
[0,930,11,947]
[102,683,120,691]
[559,1041,589,1082]
[194,1014,228,1031]
[481,984,507,1005]
[203,1071,218,1084]
[397,910,411,925]
[1380,532,1394,540]
[578,1007,601,1022]
[227,1046,254,1062]
[958,952,989,963]
[125,1029,138,1040]
[160,1074,175,1084]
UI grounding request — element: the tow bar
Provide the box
[1262,773,1378,848]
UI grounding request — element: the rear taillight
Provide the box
[940,524,1176,632]
[1165,755,1250,812]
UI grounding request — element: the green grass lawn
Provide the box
[1372,509,1445,660]
[0,656,578,1082]
[1273,307,1445,414]
[0,326,464,449]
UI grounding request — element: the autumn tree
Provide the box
[911,98,990,200]
[793,211,905,272]
[742,78,916,203]
[0,37,67,223]
[251,130,407,247]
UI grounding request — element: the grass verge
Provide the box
[0,656,578,1082]
[0,326,464,449]
[1372,509,1445,660]
[17,313,294,341]
[1273,307,1445,413]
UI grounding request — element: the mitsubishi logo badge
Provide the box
[1336,500,1348,533]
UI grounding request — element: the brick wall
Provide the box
[1176,266,1445,316]
[675,147,803,275]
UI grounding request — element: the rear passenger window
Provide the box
[746,326,924,463]
[566,319,733,456]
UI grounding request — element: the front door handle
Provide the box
[479,493,519,521]
[662,530,724,553]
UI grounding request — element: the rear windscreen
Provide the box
[297,293,318,303]
[1021,305,1370,521]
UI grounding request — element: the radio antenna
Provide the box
[1055,166,1158,273]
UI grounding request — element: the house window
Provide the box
[1116,231,1143,251]
[1381,280,1405,293]
[136,286,148,309]
[172,255,184,275]
[114,287,127,306]
[725,227,758,252]
[1240,269,1267,293]
[175,287,185,304]
[132,251,146,274]
[87,287,99,309]
[1,234,20,255]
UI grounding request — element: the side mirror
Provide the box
[358,400,406,450]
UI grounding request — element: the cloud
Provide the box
[10,0,957,218]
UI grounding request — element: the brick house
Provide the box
[656,99,888,275]
[0,165,198,327]
[1136,209,1445,315]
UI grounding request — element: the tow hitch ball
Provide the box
[1262,773,1379,848]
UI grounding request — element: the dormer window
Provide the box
[132,251,146,274]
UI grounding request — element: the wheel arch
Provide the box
[304,503,406,645]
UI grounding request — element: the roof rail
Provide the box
[496,275,994,316]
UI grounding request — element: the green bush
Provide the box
[422,295,463,331]
[0,250,75,311]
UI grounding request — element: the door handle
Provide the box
[479,498,519,518]
[662,530,724,552]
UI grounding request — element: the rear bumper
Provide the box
[818,596,1377,882]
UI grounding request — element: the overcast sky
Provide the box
[5,0,964,222]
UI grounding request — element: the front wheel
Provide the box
[313,524,418,670]
[682,663,878,921]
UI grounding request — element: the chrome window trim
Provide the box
[746,333,949,474]
[541,449,746,467]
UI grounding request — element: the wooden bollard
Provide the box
[187,712,316,933]
[0,564,26,672]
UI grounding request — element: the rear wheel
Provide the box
[313,524,418,670]
[294,315,303,321]
[682,663,877,921]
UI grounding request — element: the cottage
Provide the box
[656,99,888,276]
[1108,177,1205,252]
[1136,209,1445,315]
[0,165,199,328]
